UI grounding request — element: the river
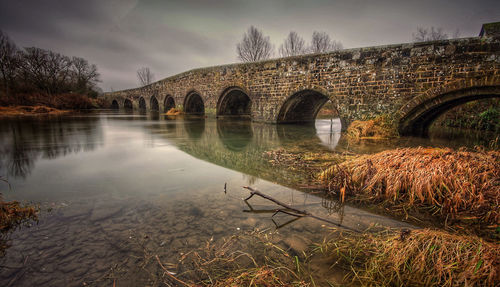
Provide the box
[0,111,495,286]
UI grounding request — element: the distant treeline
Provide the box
[0,30,102,108]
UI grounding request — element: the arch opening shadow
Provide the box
[184,93,205,115]
[277,90,330,124]
[124,99,133,110]
[164,96,175,112]
[150,96,159,111]
[111,100,119,109]
[139,97,146,110]
[399,86,500,136]
[217,88,251,119]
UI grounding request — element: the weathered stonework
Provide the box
[104,35,500,135]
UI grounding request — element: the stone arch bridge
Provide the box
[104,34,500,136]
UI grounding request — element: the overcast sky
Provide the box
[0,0,498,92]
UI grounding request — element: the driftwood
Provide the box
[243,186,359,232]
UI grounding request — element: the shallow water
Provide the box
[0,111,494,286]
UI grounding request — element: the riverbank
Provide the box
[0,92,108,111]
[0,105,71,116]
[184,145,499,286]
[319,147,499,237]
[144,226,499,286]
[0,179,38,255]
[265,143,499,237]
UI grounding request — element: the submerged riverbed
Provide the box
[0,111,495,286]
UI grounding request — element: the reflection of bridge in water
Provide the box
[149,117,342,189]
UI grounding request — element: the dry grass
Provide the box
[0,178,39,255]
[152,230,311,286]
[1,92,98,109]
[165,108,183,116]
[346,115,398,141]
[0,200,38,231]
[0,105,70,116]
[319,147,500,227]
[315,228,499,287]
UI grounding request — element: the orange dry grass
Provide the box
[209,266,309,287]
[0,105,69,116]
[0,200,38,231]
[346,115,397,141]
[319,228,499,287]
[319,147,500,225]
[165,108,183,116]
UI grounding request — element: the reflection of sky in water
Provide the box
[315,118,342,150]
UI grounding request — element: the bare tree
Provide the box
[237,26,274,62]
[20,47,72,94]
[412,27,449,42]
[137,67,155,87]
[279,31,307,57]
[0,30,20,95]
[71,57,100,95]
[309,31,343,54]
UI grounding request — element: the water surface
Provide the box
[0,111,492,286]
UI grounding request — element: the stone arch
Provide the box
[184,91,205,115]
[150,96,159,111]
[164,95,175,112]
[111,99,119,109]
[217,86,252,118]
[399,86,500,136]
[277,89,332,124]
[398,76,500,136]
[124,99,133,110]
[139,97,147,110]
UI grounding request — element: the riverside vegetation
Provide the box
[0,30,107,116]
[255,118,497,286]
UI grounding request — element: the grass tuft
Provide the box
[316,228,499,287]
[319,147,500,228]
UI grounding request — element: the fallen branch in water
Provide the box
[243,186,358,232]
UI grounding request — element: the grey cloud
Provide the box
[1,0,499,91]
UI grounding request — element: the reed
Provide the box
[316,228,499,287]
[319,147,500,226]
